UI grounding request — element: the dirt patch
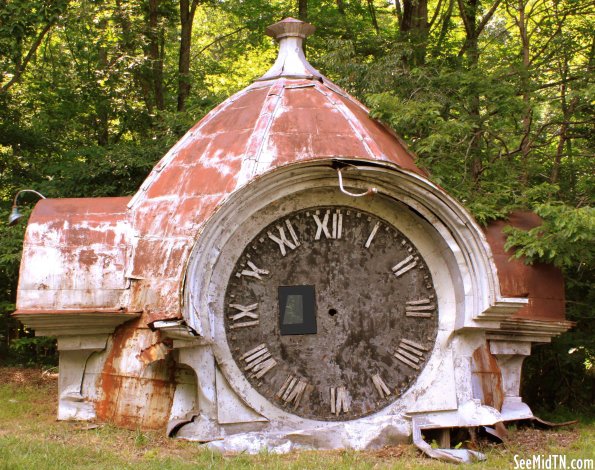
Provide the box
[0,366,58,386]
[510,425,579,452]
[366,445,410,459]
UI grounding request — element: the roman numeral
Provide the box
[241,344,277,379]
[392,255,417,277]
[276,375,308,407]
[394,339,428,370]
[371,373,391,399]
[330,386,350,415]
[268,219,300,256]
[313,210,343,240]
[239,261,269,280]
[405,298,435,318]
[228,303,259,329]
[333,210,343,239]
[364,221,380,248]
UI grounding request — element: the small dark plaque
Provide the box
[278,285,317,335]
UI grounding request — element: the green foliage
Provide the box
[6,337,58,367]
[522,330,595,413]
[504,202,595,270]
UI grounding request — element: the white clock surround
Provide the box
[174,159,527,452]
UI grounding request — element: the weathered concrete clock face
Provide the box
[223,206,438,421]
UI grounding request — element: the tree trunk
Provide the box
[114,0,153,113]
[177,0,200,112]
[148,0,165,110]
[433,0,454,56]
[400,0,429,65]
[457,0,482,182]
[394,0,403,24]
[516,0,532,184]
[551,62,578,185]
[367,0,380,33]
[456,0,502,183]
[298,0,308,20]
[96,19,109,146]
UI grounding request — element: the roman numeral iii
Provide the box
[405,298,435,318]
[393,339,429,370]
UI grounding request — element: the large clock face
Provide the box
[223,205,438,421]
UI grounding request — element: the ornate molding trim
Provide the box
[13,311,140,336]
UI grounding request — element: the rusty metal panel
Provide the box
[484,212,566,321]
[471,344,504,411]
[95,317,176,430]
[129,278,182,325]
[16,197,131,312]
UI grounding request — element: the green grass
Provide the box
[0,369,593,469]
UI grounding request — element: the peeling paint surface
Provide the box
[472,344,504,411]
[16,197,131,313]
[95,317,176,430]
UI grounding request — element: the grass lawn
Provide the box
[0,367,593,469]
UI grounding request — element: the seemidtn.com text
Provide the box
[513,455,594,470]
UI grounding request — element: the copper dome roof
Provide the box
[131,17,424,208]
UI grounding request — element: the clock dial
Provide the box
[224,206,438,420]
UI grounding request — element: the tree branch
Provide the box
[457,0,503,58]
[475,0,503,39]
[1,19,57,93]
[194,26,249,58]
[429,0,445,29]
[456,0,473,37]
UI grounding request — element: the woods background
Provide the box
[0,0,593,415]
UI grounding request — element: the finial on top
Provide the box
[257,17,322,82]
[265,17,316,40]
